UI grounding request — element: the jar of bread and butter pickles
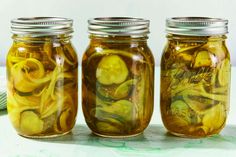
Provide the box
[82,17,155,138]
[7,17,78,138]
[161,17,231,137]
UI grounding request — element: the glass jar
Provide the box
[161,17,231,137]
[7,17,78,138]
[82,17,155,138]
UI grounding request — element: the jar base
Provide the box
[92,131,143,138]
[167,131,218,138]
[18,130,71,139]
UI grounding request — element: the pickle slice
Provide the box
[40,101,58,119]
[168,115,189,128]
[96,55,128,85]
[111,100,134,120]
[202,41,226,61]
[96,79,137,100]
[100,100,134,122]
[176,45,201,62]
[59,108,72,131]
[179,84,228,103]
[202,103,226,133]
[20,111,44,135]
[183,95,214,114]
[177,53,193,62]
[96,84,116,100]
[94,108,124,126]
[11,58,45,92]
[96,122,121,133]
[218,59,230,86]
[114,79,137,99]
[177,45,202,53]
[170,100,191,123]
[88,49,142,65]
[193,51,213,68]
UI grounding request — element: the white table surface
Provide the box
[0,66,236,157]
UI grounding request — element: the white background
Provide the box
[0,0,235,65]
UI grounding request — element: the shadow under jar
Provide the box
[7,17,78,138]
[82,17,155,138]
[161,17,231,138]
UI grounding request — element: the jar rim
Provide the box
[88,17,150,36]
[166,17,228,36]
[11,17,74,37]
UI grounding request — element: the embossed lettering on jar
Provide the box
[161,17,231,137]
[7,17,78,138]
[82,17,155,137]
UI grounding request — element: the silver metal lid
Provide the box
[11,17,73,36]
[166,17,228,36]
[88,17,150,36]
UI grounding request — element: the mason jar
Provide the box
[82,17,155,138]
[7,17,78,138]
[161,17,231,137]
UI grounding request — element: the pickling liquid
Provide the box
[7,36,78,138]
[161,35,230,137]
[82,36,154,137]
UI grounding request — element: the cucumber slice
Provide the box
[96,55,128,85]
[179,84,228,103]
[168,115,189,127]
[177,53,193,62]
[202,103,226,133]
[11,58,45,92]
[94,108,125,126]
[193,51,213,68]
[202,41,226,61]
[170,100,191,123]
[95,96,112,107]
[96,79,137,100]
[183,95,214,114]
[8,92,40,129]
[20,111,44,135]
[114,79,137,99]
[59,108,72,131]
[176,45,201,62]
[96,122,121,133]
[177,45,202,53]
[96,84,116,101]
[110,100,134,121]
[40,101,58,119]
[218,59,230,86]
[88,49,141,64]
[99,100,134,122]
